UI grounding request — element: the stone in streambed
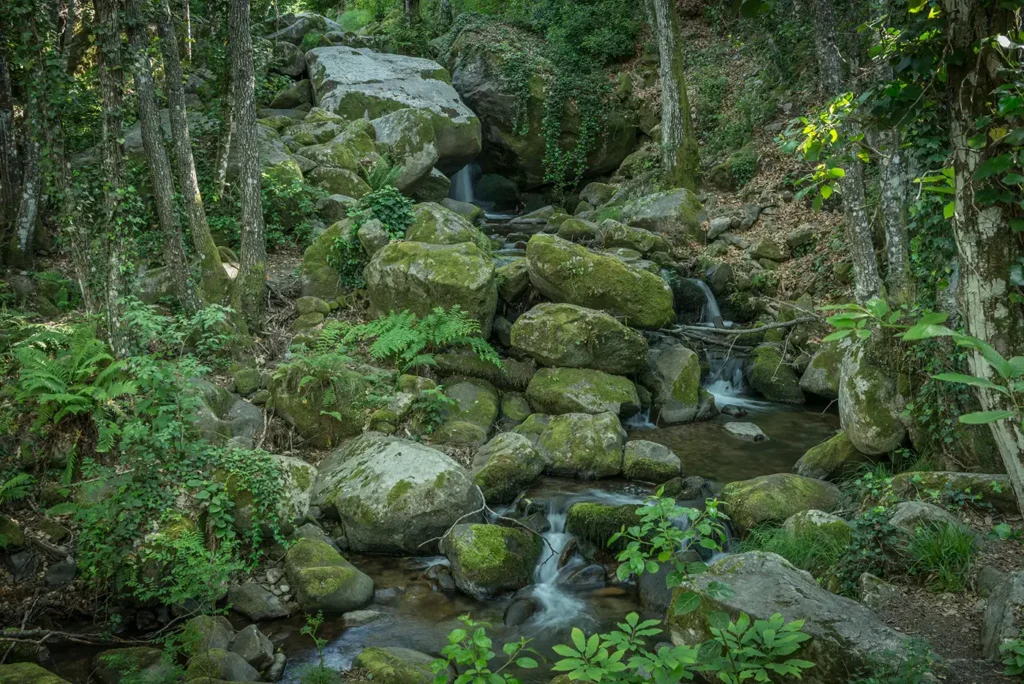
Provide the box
[441,523,541,599]
[352,647,437,684]
[794,431,874,481]
[526,368,640,417]
[184,649,261,682]
[514,412,626,479]
[622,440,681,482]
[640,340,715,425]
[284,539,373,614]
[745,344,804,404]
[471,433,545,505]
[565,502,641,552]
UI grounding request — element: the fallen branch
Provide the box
[0,630,152,647]
[666,315,819,337]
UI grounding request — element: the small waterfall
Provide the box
[688,278,724,328]
[704,351,768,410]
[450,164,477,204]
[624,406,656,430]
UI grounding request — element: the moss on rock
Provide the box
[353,647,435,684]
[284,539,374,613]
[745,344,805,404]
[526,368,640,416]
[794,431,874,481]
[516,411,626,479]
[471,432,545,504]
[441,523,541,598]
[0,663,70,684]
[721,473,842,534]
[405,202,490,250]
[622,440,682,483]
[565,502,641,552]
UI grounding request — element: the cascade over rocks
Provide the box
[839,339,907,455]
[312,433,484,553]
[364,241,498,336]
[306,46,481,170]
[668,552,908,683]
[525,235,675,330]
[510,303,648,375]
[720,473,842,534]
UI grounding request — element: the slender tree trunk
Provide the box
[944,0,1024,516]
[126,0,201,313]
[438,0,452,28]
[215,81,234,200]
[228,0,267,328]
[650,0,698,191]
[11,138,41,268]
[182,0,192,61]
[95,0,131,357]
[811,0,881,304]
[0,53,19,256]
[878,128,910,301]
[404,0,419,23]
[158,0,231,304]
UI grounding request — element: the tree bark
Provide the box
[158,0,231,305]
[126,0,201,313]
[878,128,910,302]
[405,0,420,23]
[228,0,267,328]
[0,52,19,256]
[95,0,131,357]
[944,0,1024,516]
[182,0,192,61]
[811,0,881,304]
[650,0,699,191]
[10,138,40,268]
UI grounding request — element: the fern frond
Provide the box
[0,473,35,504]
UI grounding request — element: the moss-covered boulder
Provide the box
[745,344,805,404]
[284,539,373,613]
[781,509,852,546]
[184,649,259,682]
[525,234,674,329]
[302,219,353,299]
[800,338,849,401]
[441,197,483,222]
[269,362,379,448]
[308,166,371,197]
[0,664,70,684]
[441,523,541,598]
[365,241,497,336]
[598,220,670,256]
[794,431,874,481]
[565,502,641,552]
[721,473,842,534]
[668,553,908,683]
[890,471,1016,514]
[526,368,640,417]
[371,109,439,190]
[622,440,682,483]
[496,259,530,303]
[640,340,713,424]
[515,412,626,479]
[472,433,545,504]
[311,434,484,553]
[839,340,906,455]
[183,615,235,651]
[501,393,532,424]
[580,182,618,207]
[556,218,602,242]
[434,378,500,446]
[619,189,704,240]
[411,168,452,203]
[405,202,489,249]
[510,303,647,375]
[353,647,435,684]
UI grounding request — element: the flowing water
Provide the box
[688,278,724,328]
[449,164,476,204]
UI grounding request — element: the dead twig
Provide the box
[666,316,819,336]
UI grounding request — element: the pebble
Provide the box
[267,568,285,584]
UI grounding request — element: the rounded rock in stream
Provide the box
[720,473,841,534]
[312,434,484,554]
[284,539,374,614]
[441,523,541,599]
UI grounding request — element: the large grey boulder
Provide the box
[230,625,274,671]
[794,431,873,481]
[510,303,648,375]
[306,46,481,170]
[227,583,293,621]
[371,108,439,190]
[312,434,484,553]
[364,241,497,336]
[514,412,626,479]
[800,338,849,400]
[526,368,640,417]
[185,649,261,682]
[640,340,715,425]
[668,552,908,684]
[983,571,1024,660]
[471,433,545,504]
[441,524,541,599]
[839,340,907,455]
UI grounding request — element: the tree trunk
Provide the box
[95,0,131,357]
[811,0,881,304]
[878,128,910,302]
[0,52,19,255]
[182,0,192,61]
[438,0,452,28]
[10,138,40,268]
[228,0,267,328]
[126,0,201,313]
[404,0,419,23]
[158,0,231,304]
[944,0,1024,516]
[650,0,698,191]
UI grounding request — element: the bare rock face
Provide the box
[306,46,481,171]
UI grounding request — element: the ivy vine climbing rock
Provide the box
[305,46,481,169]
[364,241,498,336]
[311,434,484,554]
[668,552,908,684]
[440,523,541,599]
[524,235,674,330]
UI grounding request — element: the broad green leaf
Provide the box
[672,591,701,615]
[820,184,833,200]
[959,410,1015,424]
[974,154,1013,181]
[571,628,586,652]
[943,201,955,219]
[516,658,538,669]
[932,372,1009,394]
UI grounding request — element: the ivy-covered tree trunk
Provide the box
[126,0,200,313]
[228,0,267,328]
[95,0,131,357]
[944,0,1024,515]
[157,0,231,305]
[811,0,881,304]
[650,0,698,192]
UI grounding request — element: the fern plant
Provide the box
[0,473,34,505]
[345,306,503,372]
[360,158,405,191]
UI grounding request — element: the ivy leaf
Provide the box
[974,154,1013,181]
[1010,219,1024,232]
[1003,173,1024,185]
[967,134,988,149]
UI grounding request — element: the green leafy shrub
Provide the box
[431,614,537,684]
[360,159,405,192]
[327,184,414,289]
[262,176,329,249]
[1001,632,1024,678]
[904,522,976,593]
[337,9,373,32]
[344,306,503,371]
[838,506,901,596]
[850,640,941,684]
